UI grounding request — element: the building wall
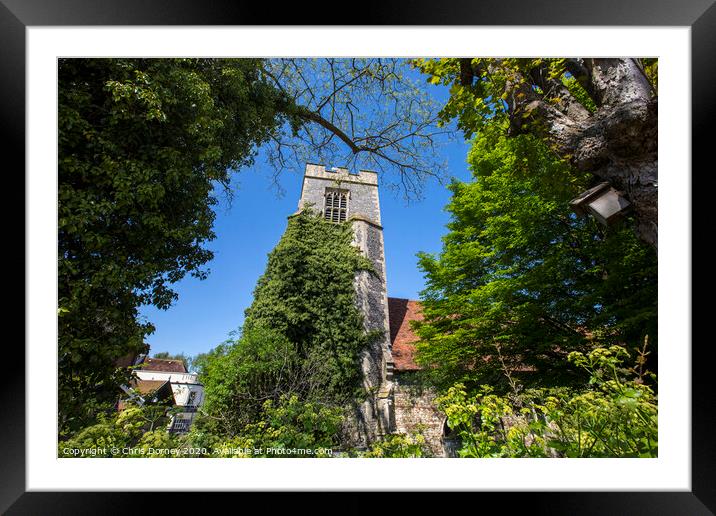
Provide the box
[298,164,382,225]
[135,370,204,433]
[134,370,204,407]
[135,370,196,384]
[393,373,448,457]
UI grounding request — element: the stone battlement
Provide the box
[304,163,378,186]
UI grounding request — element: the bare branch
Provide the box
[259,58,452,200]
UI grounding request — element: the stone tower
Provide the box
[297,163,395,447]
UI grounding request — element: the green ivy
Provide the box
[197,210,376,437]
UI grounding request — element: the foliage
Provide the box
[413,58,556,138]
[362,433,427,458]
[413,57,657,140]
[196,326,301,435]
[413,124,657,389]
[561,75,597,113]
[211,395,342,457]
[58,403,179,458]
[641,58,658,94]
[437,384,543,457]
[413,57,660,249]
[198,210,375,437]
[550,345,658,457]
[58,58,296,435]
[437,346,657,458]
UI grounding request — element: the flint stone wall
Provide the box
[393,373,448,457]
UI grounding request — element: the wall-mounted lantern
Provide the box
[569,182,631,226]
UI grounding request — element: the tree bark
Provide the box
[513,59,658,249]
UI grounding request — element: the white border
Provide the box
[27,27,691,491]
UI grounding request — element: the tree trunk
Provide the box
[573,59,657,249]
[514,59,658,249]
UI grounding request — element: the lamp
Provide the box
[569,182,631,226]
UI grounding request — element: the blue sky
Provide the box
[138,78,473,358]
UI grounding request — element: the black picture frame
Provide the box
[5,0,710,513]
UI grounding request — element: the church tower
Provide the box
[297,163,395,447]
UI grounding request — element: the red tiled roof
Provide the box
[387,297,424,372]
[141,357,187,373]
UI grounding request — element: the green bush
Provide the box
[437,346,658,458]
[211,395,342,458]
[362,433,427,458]
[59,403,179,458]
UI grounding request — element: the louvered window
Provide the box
[324,189,348,223]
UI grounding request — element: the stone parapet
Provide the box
[304,163,378,185]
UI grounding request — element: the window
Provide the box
[171,417,190,433]
[324,189,348,223]
[186,390,197,408]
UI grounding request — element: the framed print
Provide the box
[5,0,711,513]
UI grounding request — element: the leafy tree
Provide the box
[437,345,657,458]
[196,326,301,435]
[197,210,376,437]
[414,125,657,390]
[415,58,658,247]
[58,58,297,435]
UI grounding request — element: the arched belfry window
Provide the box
[324,188,349,223]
